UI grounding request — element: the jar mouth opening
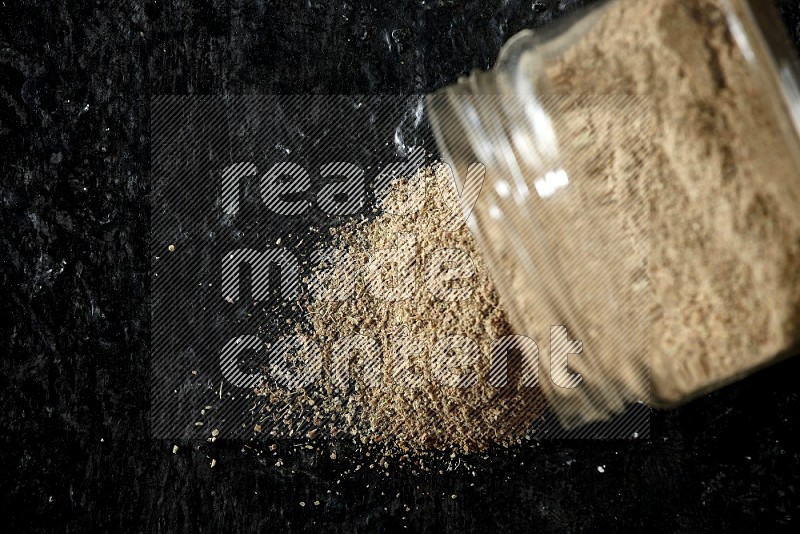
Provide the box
[426,75,566,207]
[423,0,800,427]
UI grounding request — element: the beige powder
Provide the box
[535,0,800,404]
[304,165,546,454]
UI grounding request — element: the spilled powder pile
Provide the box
[533,0,800,404]
[303,165,546,454]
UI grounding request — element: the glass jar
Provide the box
[426,0,800,428]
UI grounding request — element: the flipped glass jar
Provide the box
[426,0,800,428]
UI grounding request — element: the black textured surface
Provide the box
[2,0,800,531]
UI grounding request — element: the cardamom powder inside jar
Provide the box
[537,0,800,404]
[430,0,800,415]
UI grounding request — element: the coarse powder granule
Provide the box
[534,0,800,403]
[303,165,546,454]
